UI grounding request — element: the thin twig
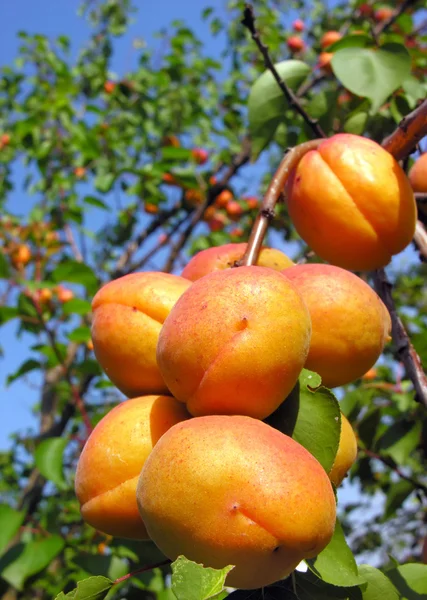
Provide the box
[373,269,427,409]
[64,224,83,262]
[241,4,326,139]
[362,448,427,495]
[382,98,427,161]
[114,560,171,585]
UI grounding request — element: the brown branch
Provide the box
[362,448,427,495]
[64,224,83,262]
[382,98,427,161]
[373,269,427,409]
[241,4,326,139]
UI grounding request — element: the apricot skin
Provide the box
[329,413,358,487]
[75,395,190,539]
[181,243,294,281]
[137,416,336,590]
[408,153,427,193]
[91,272,191,397]
[286,134,417,271]
[283,264,391,388]
[157,266,311,419]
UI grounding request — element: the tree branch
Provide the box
[241,4,326,139]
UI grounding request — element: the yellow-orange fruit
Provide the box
[286,134,417,271]
[75,395,190,539]
[408,153,427,193]
[318,52,333,72]
[181,243,294,281]
[320,31,342,48]
[329,413,358,487]
[91,272,191,397]
[11,244,31,267]
[157,267,311,419]
[283,264,391,388]
[137,416,336,590]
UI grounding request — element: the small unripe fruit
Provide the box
[157,267,311,419]
[328,414,358,487]
[191,148,209,165]
[286,133,417,270]
[11,244,31,268]
[287,36,305,53]
[292,19,305,32]
[75,395,190,539]
[137,416,336,590]
[408,154,427,193]
[283,264,391,387]
[145,202,159,214]
[374,7,393,22]
[320,31,342,49]
[104,80,116,94]
[226,200,243,220]
[215,189,233,208]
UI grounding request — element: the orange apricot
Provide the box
[215,189,233,208]
[287,36,305,53]
[75,395,190,539]
[283,264,391,388]
[91,272,191,397]
[317,52,334,72]
[181,243,294,281]
[137,415,336,589]
[408,153,427,193]
[11,244,31,268]
[286,133,417,271]
[328,413,358,486]
[320,31,342,49]
[157,267,311,419]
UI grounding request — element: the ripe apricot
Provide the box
[317,52,333,72]
[91,272,191,397]
[286,134,417,270]
[145,202,159,214]
[137,416,336,589]
[191,148,209,165]
[293,19,305,32]
[75,395,190,539]
[329,413,357,487]
[74,167,86,179]
[245,196,259,210]
[55,285,74,303]
[181,243,294,281]
[226,200,243,220]
[157,267,311,419]
[287,36,305,53]
[283,264,391,388]
[374,7,393,22]
[11,244,31,267]
[408,153,427,193]
[215,189,233,208]
[320,31,342,49]
[185,188,204,207]
[208,213,227,231]
[104,80,116,94]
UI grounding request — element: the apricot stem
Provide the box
[113,559,171,585]
[239,140,323,267]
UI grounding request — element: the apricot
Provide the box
[374,7,393,22]
[286,134,417,271]
[408,153,427,193]
[191,148,209,165]
[181,242,294,281]
[157,267,311,419]
[293,19,305,32]
[144,202,159,214]
[283,264,391,388]
[11,244,31,267]
[75,395,190,539]
[137,416,336,589]
[91,272,191,397]
[208,213,227,232]
[287,36,305,53]
[215,189,233,208]
[318,52,333,73]
[329,413,357,487]
[320,31,342,49]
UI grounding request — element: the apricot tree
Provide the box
[0,0,427,599]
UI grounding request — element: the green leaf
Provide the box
[6,358,41,385]
[0,505,25,557]
[383,480,414,520]
[0,252,10,278]
[0,306,18,326]
[35,437,68,490]
[1,535,65,590]
[54,576,113,600]
[265,369,341,473]
[73,554,128,580]
[376,420,422,464]
[68,326,91,343]
[171,555,234,600]
[52,260,98,293]
[327,34,372,52]
[94,173,115,193]
[386,563,427,598]
[84,196,108,210]
[248,60,311,158]
[331,44,411,113]
[355,565,399,600]
[307,520,364,587]
[62,298,92,316]
[161,147,192,161]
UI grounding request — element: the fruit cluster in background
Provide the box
[75,131,417,589]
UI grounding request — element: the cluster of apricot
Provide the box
[75,134,417,590]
